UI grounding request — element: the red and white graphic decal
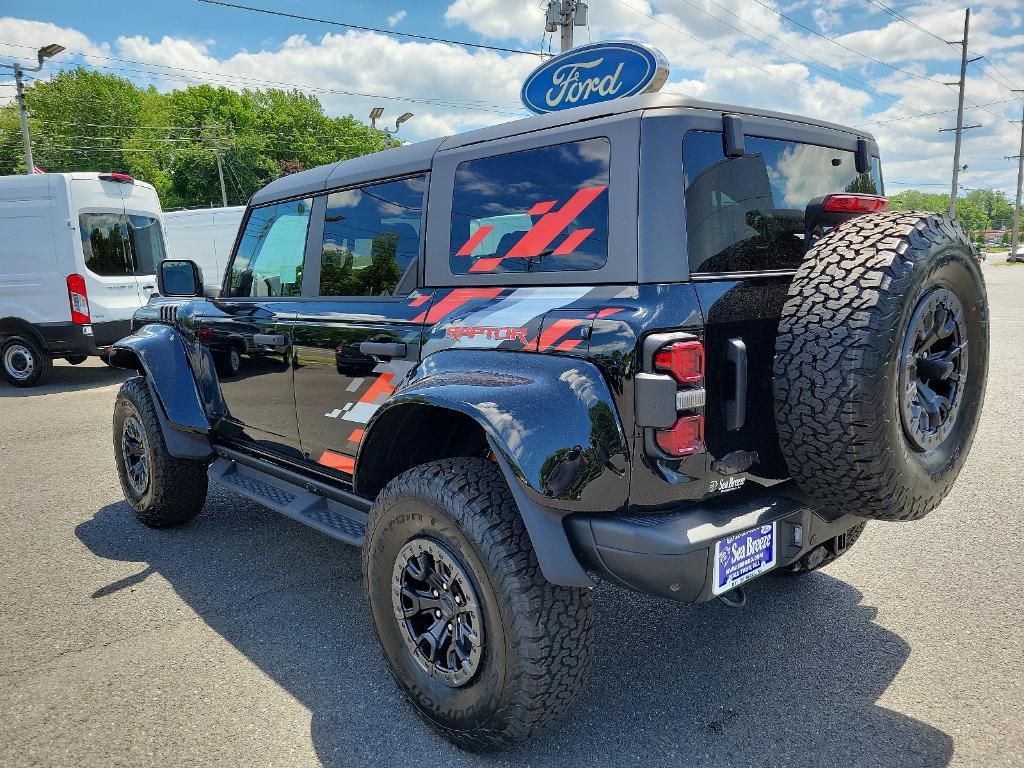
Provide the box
[455,186,607,273]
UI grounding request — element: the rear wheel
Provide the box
[63,355,88,365]
[1,335,51,387]
[363,458,593,751]
[774,212,988,521]
[113,376,208,526]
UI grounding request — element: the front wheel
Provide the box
[113,376,209,527]
[363,458,594,751]
[1,335,51,387]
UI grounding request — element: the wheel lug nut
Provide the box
[447,623,452,631]
[442,583,449,590]
[435,610,442,618]
[431,590,438,597]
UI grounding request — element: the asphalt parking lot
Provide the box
[1,263,1021,768]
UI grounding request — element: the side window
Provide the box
[126,215,165,275]
[228,198,312,297]
[449,138,610,274]
[682,131,882,273]
[319,175,425,296]
[80,213,131,276]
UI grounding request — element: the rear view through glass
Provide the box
[450,138,610,275]
[683,131,882,273]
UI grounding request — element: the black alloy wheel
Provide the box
[392,537,483,688]
[898,287,968,451]
[121,411,150,496]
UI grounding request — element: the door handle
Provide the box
[359,341,407,358]
[254,333,286,346]
[725,338,747,431]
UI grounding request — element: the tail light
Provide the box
[655,414,704,456]
[66,274,90,325]
[654,340,704,384]
[822,194,888,214]
[649,337,705,457]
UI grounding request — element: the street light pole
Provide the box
[1,43,65,174]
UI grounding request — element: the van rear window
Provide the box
[682,131,882,273]
[79,213,165,276]
[449,138,610,275]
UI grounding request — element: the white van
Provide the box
[162,206,245,294]
[0,172,166,387]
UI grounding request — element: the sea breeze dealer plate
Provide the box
[713,522,777,595]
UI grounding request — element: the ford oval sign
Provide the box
[521,41,669,115]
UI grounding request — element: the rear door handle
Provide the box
[725,338,747,431]
[359,341,407,358]
[254,333,286,346]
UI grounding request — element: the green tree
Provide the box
[0,70,397,209]
[964,188,1014,230]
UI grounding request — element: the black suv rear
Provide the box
[109,93,988,750]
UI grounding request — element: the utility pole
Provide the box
[1008,93,1024,263]
[941,8,982,217]
[545,0,588,53]
[201,121,228,206]
[13,65,33,174]
[1,43,64,174]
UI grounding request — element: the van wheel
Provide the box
[113,376,208,527]
[363,458,594,751]
[1,335,51,387]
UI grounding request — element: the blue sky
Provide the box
[2,0,1023,196]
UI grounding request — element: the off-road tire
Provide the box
[774,212,988,521]
[782,521,867,575]
[112,376,208,527]
[1,335,52,387]
[363,458,593,751]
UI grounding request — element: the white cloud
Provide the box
[2,2,1022,194]
[387,10,407,28]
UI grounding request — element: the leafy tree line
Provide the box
[0,68,395,209]
[888,187,1016,237]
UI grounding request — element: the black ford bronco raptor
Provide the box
[109,94,988,750]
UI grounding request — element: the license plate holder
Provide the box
[712,522,777,595]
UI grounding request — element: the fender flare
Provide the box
[360,349,631,587]
[110,323,213,460]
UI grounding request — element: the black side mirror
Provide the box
[158,259,204,297]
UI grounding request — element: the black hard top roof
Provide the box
[250,92,877,206]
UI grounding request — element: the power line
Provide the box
[195,0,544,57]
[863,97,1021,126]
[613,0,870,112]
[665,0,931,116]
[0,41,527,115]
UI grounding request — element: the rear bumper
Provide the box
[36,320,132,357]
[565,482,864,603]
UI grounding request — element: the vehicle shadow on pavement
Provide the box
[0,363,127,397]
[77,491,952,768]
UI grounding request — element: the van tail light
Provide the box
[654,340,704,384]
[99,172,134,184]
[822,194,888,214]
[655,414,704,457]
[67,274,91,325]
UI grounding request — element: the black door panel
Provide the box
[292,294,431,476]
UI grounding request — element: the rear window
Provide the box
[450,138,610,275]
[79,213,165,276]
[683,131,882,273]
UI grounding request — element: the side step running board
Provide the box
[208,457,367,547]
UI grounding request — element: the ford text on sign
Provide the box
[521,41,669,115]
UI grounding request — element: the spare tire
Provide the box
[773,211,988,521]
